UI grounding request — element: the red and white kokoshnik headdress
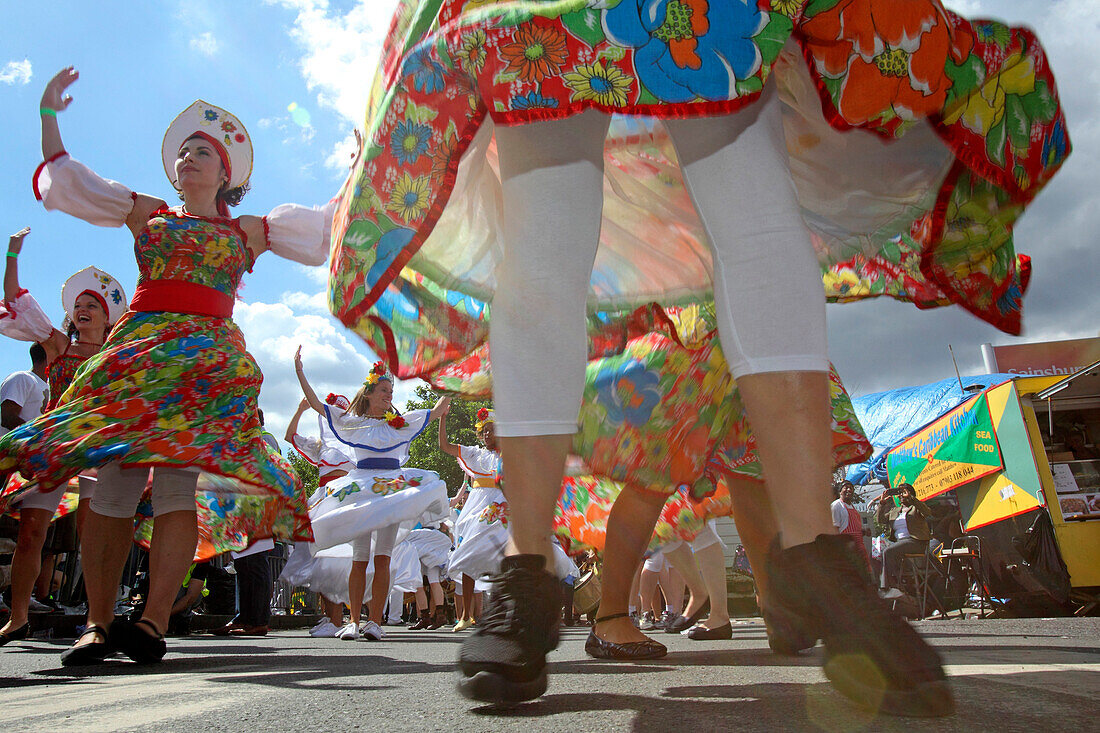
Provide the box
[61,266,127,327]
[162,100,254,192]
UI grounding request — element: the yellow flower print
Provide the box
[458,29,487,74]
[71,414,108,432]
[149,258,166,279]
[563,60,634,107]
[148,219,168,234]
[388,171,431,223]
[700,350,731,398]
[824,267,864,298]
[942,52,1036,136]
[157,413,191,431]
[772,0,801,17]
[204,237,233,267]
[234,360,256,378]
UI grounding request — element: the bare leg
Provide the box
[140,510,198,634]
[462,574,476,621]
[368,554,390,624]
[663,542,707,617]
[455,587,467,621]
[415,586,428,613]
[726,477,781,604]
[324,597,344,626]
[348,561,369,626]
[628,563,642,613]
[1,508,51,634]
[638,567,660,615]
[34,553,56,602]
[592,484,667,644]
[430,582,444,610]
[663,565,686,615]
[74,509,133,648]
[695,543,731,628]
[500,434,572,564]
[737,372,833,547]
[472,592,482,621]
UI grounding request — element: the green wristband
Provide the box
[40,107,57,117]
[6,252,18,259]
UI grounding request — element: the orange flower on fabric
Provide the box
[499,23,569,83]
[802,0,974,124]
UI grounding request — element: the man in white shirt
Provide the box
[0,343,49,437]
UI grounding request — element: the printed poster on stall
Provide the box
[887,393,1003,501]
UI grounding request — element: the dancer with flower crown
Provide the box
[0,227,127,647]
[0,67,331,666]
[440,404,506,631]
[294,349,451,640]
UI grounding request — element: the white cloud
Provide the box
[190,32,219,56]
[0,59,32,85]
[235,293,422,448]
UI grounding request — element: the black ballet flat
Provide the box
[584,613,667,660]
[686,621,733,641]
[110,618,166,664]
[0,622,30,647]
[60,624,114,666]
[665,604,707,633]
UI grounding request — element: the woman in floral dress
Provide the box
[328,0,1070,713]
[0,67,332,666]
[0,229,126,646]
[294,350,451,641]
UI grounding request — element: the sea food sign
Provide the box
[887,393,1003,501]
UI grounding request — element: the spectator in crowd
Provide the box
[876,484,932,599]
[831,481,872,574]
[0,343,49,438]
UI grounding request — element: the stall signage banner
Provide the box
[991,336,1100,377]
[886,393,1003,501]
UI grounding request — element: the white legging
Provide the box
[89,462,199,518]
[490,85,827,436]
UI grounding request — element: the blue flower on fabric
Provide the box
[604,0,766,103]
[374,281,421,324]
[593,359,662,426]
[85,444,131,464]
[406,48,446,94]
[209,496,237,518]
[1042,118,1068,168]
[511,92,559,110]
[366,227,416,289]
[445,289,486,318]
[390,120,432,165]
[170,335,215,358]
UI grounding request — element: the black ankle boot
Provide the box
[766,535,953,717]
[409,610,431,630]
[457,554,561,704]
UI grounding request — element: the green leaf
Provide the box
[635,83,660,106]
[1004,94,1031,151]
[753,12,794,67]
[944,54,985,108]
[561,8,606,49]
[985,118,1007,168]
[735,75,763,97]
[803,0,845,17]
[1020,79,1057,123]
[405,99,438,125]
[375,211,400,235]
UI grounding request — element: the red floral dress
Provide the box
[0,207,311,545]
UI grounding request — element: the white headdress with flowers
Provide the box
[61,266,127,327]
[162,100,253,191]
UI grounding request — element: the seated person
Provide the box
[876,484,932,599]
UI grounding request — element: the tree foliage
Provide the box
[286,449,320,498]
[403,384,492,495]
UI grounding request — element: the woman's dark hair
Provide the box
[176,180,249,209]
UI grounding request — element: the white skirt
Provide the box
[308,467,448,552]
[280,539,425,604]
[447,487,509,580]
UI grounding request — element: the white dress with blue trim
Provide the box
[307,406,449,552]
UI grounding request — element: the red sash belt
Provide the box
[130,279,233,318]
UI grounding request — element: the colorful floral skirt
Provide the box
[328,0,1069,387]
[308,467,449,551]
[448,486,509,579]
[0,310,311,543]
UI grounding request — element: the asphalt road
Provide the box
[1,616,1097,732]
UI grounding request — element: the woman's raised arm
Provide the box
[293,346,326,415]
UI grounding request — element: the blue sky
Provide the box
[1,1,1097,440]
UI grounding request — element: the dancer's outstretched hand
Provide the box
[8,227,30,254]
[41,67,78,113]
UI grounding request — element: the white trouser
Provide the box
[18,475,96,512]
[350,523,400,562]
[422,564,442,584]
[491,85,827,436]
[89,462,199,518]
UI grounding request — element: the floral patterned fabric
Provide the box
[0,209,310,545]
[47,352,87,410]
[328,0,1069,391]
